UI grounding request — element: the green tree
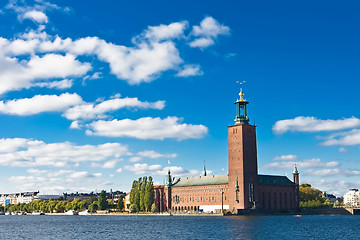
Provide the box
[97,190,108,210]
[299,183,332,208]
[117,195,124,211]
[151,203,158,213]
[144,176,154,211]
[88,202,98,212]
[129,204,138,213]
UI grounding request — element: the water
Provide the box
[0,215,359,240]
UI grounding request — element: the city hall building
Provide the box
[154,88,300,214]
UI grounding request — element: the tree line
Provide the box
[0,190,124,213]
[129,176,156,212]
[299,184,335,208]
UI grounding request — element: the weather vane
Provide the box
[236,81,246,101]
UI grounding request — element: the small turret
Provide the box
[293,164,299,185]
[166,170,173,187]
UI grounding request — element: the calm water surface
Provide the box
[0,215,359,240]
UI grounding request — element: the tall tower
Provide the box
[228,87,258,211]
[293,164,299,185]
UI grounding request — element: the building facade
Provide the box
[344,189,360,208]
[154,88,299,214]
[0,191,39,206]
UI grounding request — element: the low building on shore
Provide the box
[344,189,360,208]
[0,191,39,206]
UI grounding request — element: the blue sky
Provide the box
[0,0,359,196]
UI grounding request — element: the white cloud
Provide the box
[33,79,74,89]
[63,96,165,120]
[116,168,123,173]
[68,171,102,179]
[70,120,82,129]
[0,93,82,116]
[0,138,130,167]
[23,10,48,24]
[273,154,298,161]
[124,163,163,175]
[264,158,340,170]
[0,16,231,93]
[0,53,91,95]
[188,38,215,49]
[273,116,360,134]
[124,163,199,177]
[86,117,208,140]
[192,17,230,38]
[139,21,188,42]
[338,147,347,153]
[129,156,143,163]
[137,150,177,159]
[90,160,118,169]
[322,129,360,146]
[189,17,230,49]
[176,64,203,77]
[305,168,360,177]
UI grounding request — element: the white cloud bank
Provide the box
[264,158,340,170]
[273,116,360,134]
[0,138,130,167]
[124,163,200,177]
[0,15,229,94]
[63,95,165,120]
[86,117,208,140]
[0,93,82,115]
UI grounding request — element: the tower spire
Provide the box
[234,81,249,125]
[203,160,207,176]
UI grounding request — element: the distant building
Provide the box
[344,189,360,208]
[124,193,130,211]
[154,88,299,214]
[0,191,39,206]
[323,192,337,203]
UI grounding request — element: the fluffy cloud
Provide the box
[0,53,91,94]
[138,21,188,42]
[0,16,230,94]
[273,116,360,134]
[264,158,340,170]
[189,17,230,49]
[63,96,165,120]
[22,10,48,24]
[68,171,102,179]
[0,138,130,167]
[305,168,360,177]
[321,129,360,146]
[176,64,203,77]
[137,150,177,159]
[0,93,82,116]
[33,79,74,89]
[8,170,110,193]
[188,38,215,49]
[90,160,118,169]
[124,163,200,177]
[273,154,298,161]
[86,117,208,140]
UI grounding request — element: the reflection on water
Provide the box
[0,215,359,240]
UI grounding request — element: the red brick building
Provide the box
[154,88,299,214]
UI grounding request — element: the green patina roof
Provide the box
[258,174,295,186]
[172,174,229,187]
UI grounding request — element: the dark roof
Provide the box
[172,174,229,187]
[258,175,295,186]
